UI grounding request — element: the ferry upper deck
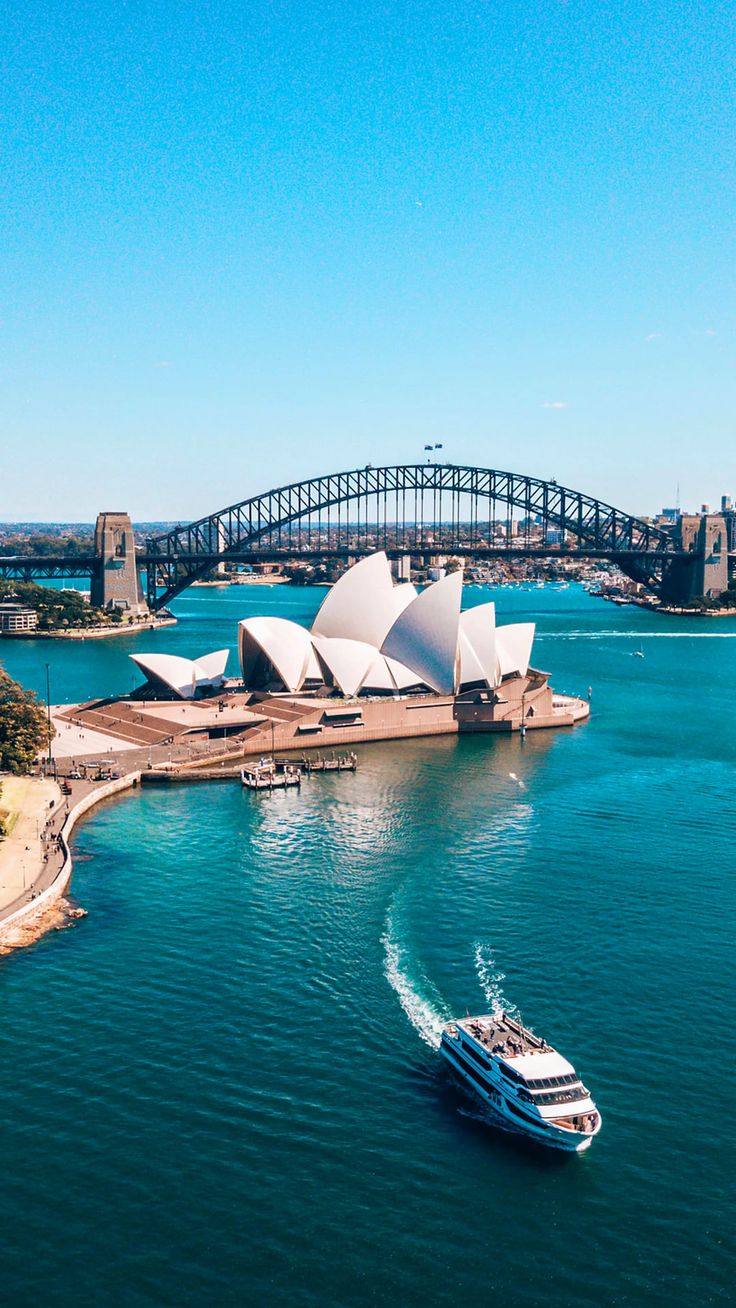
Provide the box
[454,1013,581,1086]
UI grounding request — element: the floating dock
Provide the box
[286,752,357,773]
[241,760,302,790]
[241,752,358,791]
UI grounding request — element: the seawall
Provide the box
[0,772,140,952]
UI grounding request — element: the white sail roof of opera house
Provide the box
[239,616,321,693]
[130,649,229,699]
[381,570,463,695]
[236,553,538,697]
[311,635,377,698]
[311,551,418,647]
[458,601,497,689]
[458,627,487,688]
[495,622,535,679]
[312,635,422,696]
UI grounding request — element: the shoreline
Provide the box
[0,616,177,641]
[0,773,140,954]
[610,597,736,618]
[191,576,291,588]
[226,575,291,586]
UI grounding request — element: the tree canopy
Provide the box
[0,579,120,629]
[0,531,92,557]
[0,665,52,774]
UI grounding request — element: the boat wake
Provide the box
[381,899,449,1049]
[473,943,517,1020]
[537,630,736,639]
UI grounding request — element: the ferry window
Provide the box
[527,1073,579,1090]
[528,1085,586,1105]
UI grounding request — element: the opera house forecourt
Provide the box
[89,552,589,765]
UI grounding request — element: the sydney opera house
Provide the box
[122,553,588,757]
[238,552,532,699]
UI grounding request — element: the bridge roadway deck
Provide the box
[0,543,694,579]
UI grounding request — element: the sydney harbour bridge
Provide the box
[0,462,717,609]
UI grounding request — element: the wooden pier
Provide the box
[241,760,302,790]
[282,752,358,774]
[241,752,358,792]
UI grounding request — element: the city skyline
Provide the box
[2,0,734,520]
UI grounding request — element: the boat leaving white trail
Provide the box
[440,1011,601,1152]
[383,932,600,1152]
[381,899,448,1050]
[473,943,516,1020]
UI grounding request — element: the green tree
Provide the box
[0,666,53,774]
[0,579,110,629]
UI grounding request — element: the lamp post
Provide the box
[45,662,53,771]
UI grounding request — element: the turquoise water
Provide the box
[1,585,735,1306]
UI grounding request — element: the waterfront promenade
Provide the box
[0,776,61,916]
[0,772,138,951]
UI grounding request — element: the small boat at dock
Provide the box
[241,752,357,790]
[241,760,302,790]
[440,1011,601,1152]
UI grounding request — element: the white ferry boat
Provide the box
[440,1011,601,1152]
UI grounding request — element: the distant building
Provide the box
[0,602,38,633]
[721,501,736,553]
[390,556,412,582]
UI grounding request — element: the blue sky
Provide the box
[1,0,734,521]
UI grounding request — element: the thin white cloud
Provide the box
[542,401,568,409]
[154,360,172,368]
[645,332,662,341]
[704,328,717,337]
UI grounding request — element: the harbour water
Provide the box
[1,585,735,1306]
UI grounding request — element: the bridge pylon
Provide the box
[659,513,729,604]
[90,512,147,615]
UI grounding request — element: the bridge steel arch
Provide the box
[143,463,690,611]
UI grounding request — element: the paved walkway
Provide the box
[0,776,104,926]
[51,707,139,758]
[0,776,62,915]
